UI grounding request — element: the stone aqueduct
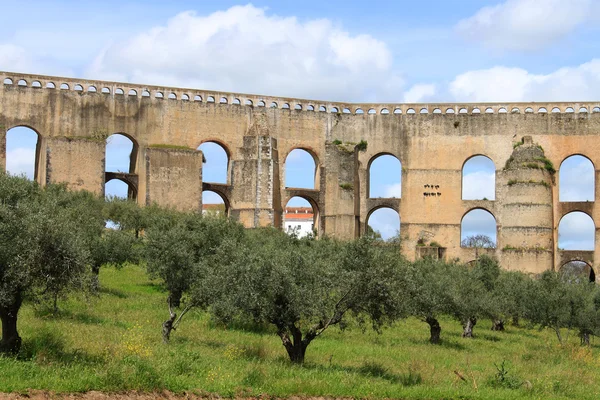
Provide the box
[1,71,600,275]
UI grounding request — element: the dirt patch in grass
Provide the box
[0,392,351,400]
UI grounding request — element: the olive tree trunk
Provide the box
[0,293,23,354]
[580,330,591,346]
[491,319,505,331]
[278,325,313,364]
[462,317,477,338]
[91,265,101,292]
[426,316,442,344]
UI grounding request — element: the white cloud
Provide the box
[462,171,495,200]
[559,156,595,201]
[0,44,35,72]
[383,183,401,198]
[368,208,400,240]
[6,147,35,179]
[558,212,595,250]
[86,5,404,102]
[456,0,597,50]
[0,43,72,76]
[461,209,497,242]
[403,83,436,103]
[449,59,600,102]
[203,190,225,205]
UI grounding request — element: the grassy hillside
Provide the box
[1,265,599,399]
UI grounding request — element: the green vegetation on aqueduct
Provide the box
[1,172,600,399]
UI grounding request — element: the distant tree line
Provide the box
[1,173,600,364]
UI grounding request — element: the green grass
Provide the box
[2,265,600,399]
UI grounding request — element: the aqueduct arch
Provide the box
[2,71,600,274]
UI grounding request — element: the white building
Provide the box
[284,207,315,238]
[202,203,226,215]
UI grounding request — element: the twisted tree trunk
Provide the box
[426,316,441,344]
[579,330,591,346]
[91,265,100,292]
[462,317,477,338]
[491,319,505,331]
[0,293,23,354]
[278,324,310,364]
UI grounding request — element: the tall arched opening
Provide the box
[559,155,594,202]
[6,126,40,180]
[462,155,495,200]
[285,149,318,189]
[105,133,138,199]
[105,133,137,174]
[558,211,595,251]
[368,154,401,198]
[284,196,318,238]
[461,208,497,248]
[366,207,400,241]
[198,141,230,184]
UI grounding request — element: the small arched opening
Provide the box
[5,126,40,180]
[559,155,594,202]
[105,178,137,200]
[284,196,318,238]
[202,190,229,217]
[462,155,495,200]
[285,148,318,189]
[368,153,401,198]
[560,260,595,283]
[198,141,230,184]
[366,207,400,241]
[461,208,497,249]
[558,211,595,251]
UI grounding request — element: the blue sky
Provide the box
[2,0,599,245]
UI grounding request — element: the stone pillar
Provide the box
[0,123,6,174]
[230,135,280,227]
[144,147,203,211]
[497,137,554,273]
[322,142,359,239]
[44,137,105,193]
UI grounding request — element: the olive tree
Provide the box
[143,211,245,342]
[491,270,532,328]
[523,270,590,344]
[0,175,92,354]
[471,255,505,331]
[209,231,408,364]
[404,258,454,344]
[54,189,139,289]
[447,262,488,338]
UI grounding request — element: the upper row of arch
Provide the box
[4,75,600,115]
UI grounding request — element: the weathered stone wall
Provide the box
[45,137,105,193]
[2,72,600,274]
[145,147,203,211]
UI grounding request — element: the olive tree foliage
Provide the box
[0,175,92,354]
[54,191,139,290]
[143,211,245,342]
[524,270,600,345]
[104,197,144,236]
[492,270,532,328]
[209,230,408,364]
[447,262,488,338]
[404,259,455,344]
